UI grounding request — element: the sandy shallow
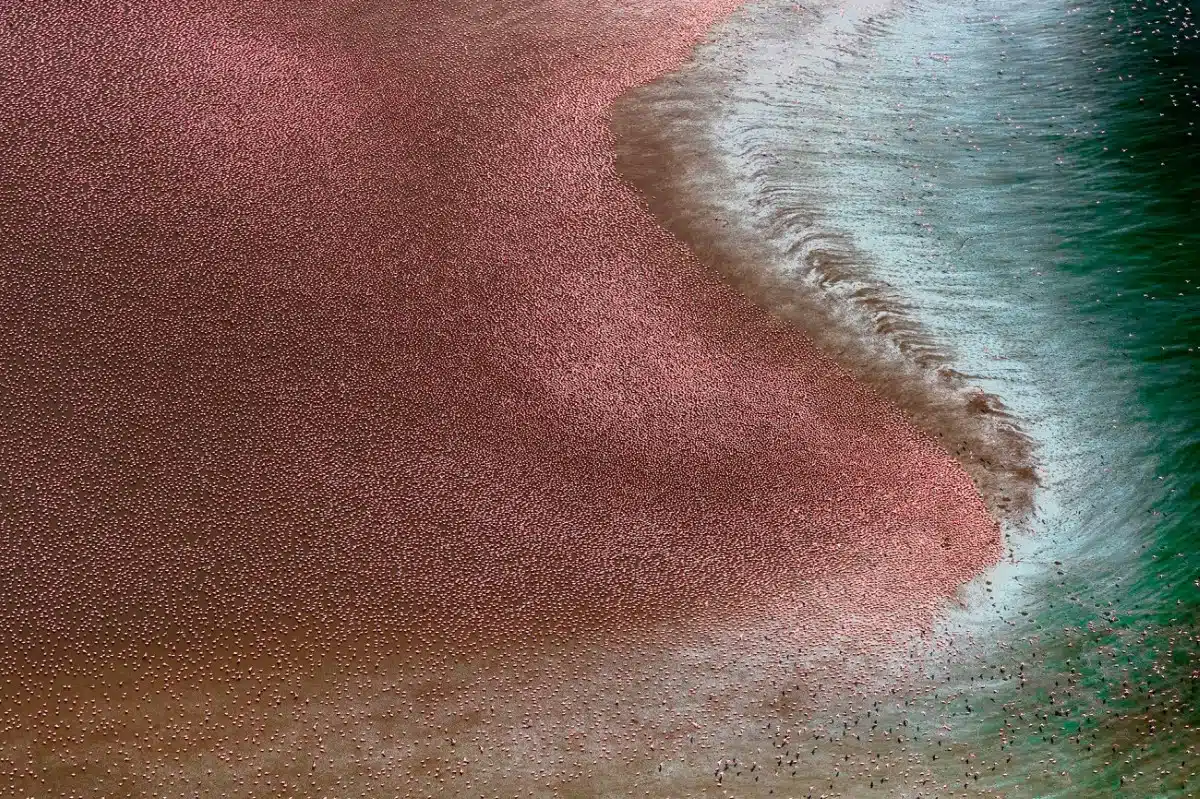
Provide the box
[1,0,1004,795]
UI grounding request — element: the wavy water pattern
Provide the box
[615,0,1199,793]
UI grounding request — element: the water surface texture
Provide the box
[614,0,1199,793]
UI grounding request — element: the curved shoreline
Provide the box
[0,0,1004,666]
[609,0,1039,526]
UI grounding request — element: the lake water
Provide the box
[646,0,1200,792]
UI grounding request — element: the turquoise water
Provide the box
[668,0,1200,792]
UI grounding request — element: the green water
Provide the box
[1069,0,1200,612]
[616,0,1200,791]
[697,0,1200,792]
[1029,0,1200,789]
[904,0,1200,792]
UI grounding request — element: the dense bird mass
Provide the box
[0,0,1004,794]
[10,0,1196,795]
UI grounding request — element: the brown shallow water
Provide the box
[1,0,1003,795]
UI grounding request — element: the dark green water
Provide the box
[1077,0,1200,608]
[1013,0,1200,791]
